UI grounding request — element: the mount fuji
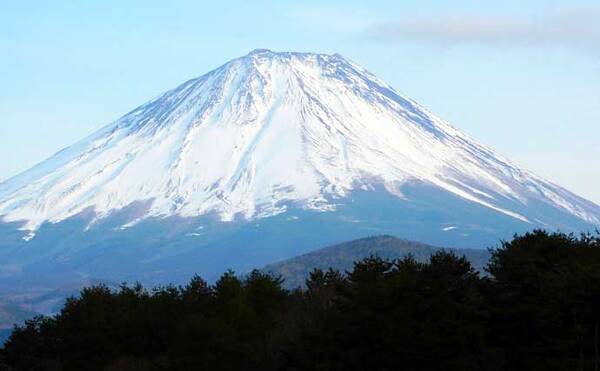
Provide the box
[0,49,598,295]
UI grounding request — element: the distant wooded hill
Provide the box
[263,235,492,288]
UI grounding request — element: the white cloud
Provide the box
[367,10,600,53]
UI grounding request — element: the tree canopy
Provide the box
[1,230,599,370]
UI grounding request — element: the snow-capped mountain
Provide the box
[0,49,598,296]
[1,49,598,234]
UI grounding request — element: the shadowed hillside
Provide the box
[263,235,492,288]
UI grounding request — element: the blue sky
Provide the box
[1,1,599,203]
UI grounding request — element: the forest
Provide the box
[1,230,600,371]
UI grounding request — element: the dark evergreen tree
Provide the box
[1,230,599,370]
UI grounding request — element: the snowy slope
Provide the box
[1,49,599,238]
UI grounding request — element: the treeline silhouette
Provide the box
[1,230,600,371]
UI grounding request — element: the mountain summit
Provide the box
[0,50,598,292]
[1,50,598,234]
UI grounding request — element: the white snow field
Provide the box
[1,49,598,237]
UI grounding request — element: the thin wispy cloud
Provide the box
[367,10,600,53]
